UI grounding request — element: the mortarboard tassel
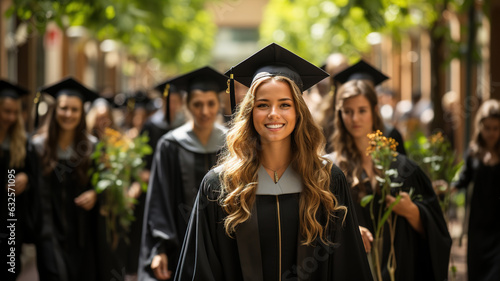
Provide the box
[226,67,236,116]
[127,98,136,113]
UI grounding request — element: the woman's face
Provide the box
[55,95,83,132]
[341,94,374,140]
[94,107,112,132]
[480,117,500,148]
[187,90,220,130]
[252,80,296,144]
[0,98,20,131]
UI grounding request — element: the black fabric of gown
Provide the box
[174,165,374,281]
[386,126,406,156]
[454,154,500,281]
[347,154,451,281]
[0,140,41,281]
[128,112,170,275]
[33,137,99,281]
[138,125,224,281]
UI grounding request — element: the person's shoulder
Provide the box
[393,154,419,179]
[30,133,46,155]
[156,130,180,149]
[329,162,344,178]
[323,152,338,164]
[199,166,223,200]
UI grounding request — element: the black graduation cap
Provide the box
[125,90,153,112]
[224,43,329,114]
[35,77,99,127]
[333,59,389,86]
[155,66,227,124]
[0,80,30,99]
[39,77,99,102]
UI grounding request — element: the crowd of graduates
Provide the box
[1,43,499,281]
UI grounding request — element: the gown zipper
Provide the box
[276,195,282,281]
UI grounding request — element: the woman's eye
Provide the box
[281,103,291,108]
[256,103,268,108]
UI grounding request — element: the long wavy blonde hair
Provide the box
[331,80,384,190]
[0,97,26,168]
[218,75,346,245]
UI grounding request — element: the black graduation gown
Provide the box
[174,164,374,281]
[129,110,171,274]
[454,153,500,281]
[0,138,41,280]
[138,123,227,281]
[330,154,451,281]
[33,135,99,281]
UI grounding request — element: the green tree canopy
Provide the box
[259,0,477,64]
[8,0,218,72]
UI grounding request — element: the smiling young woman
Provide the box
[174,43,373,281]
[0,80,40,281]
[32,77,100,281]
[327,79,451,281]
[453,99,500,281]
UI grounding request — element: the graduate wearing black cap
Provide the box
[174,43,373,281]
[31,77,101,281]
[331,59,406,155]
[140,84,186,174]
[0,80,41,281]
[327,78,451,281]
[138,66,228,281]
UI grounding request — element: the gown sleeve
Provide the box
[399,157,452,281]
[20,139,43,243]
[174,170,224,281]
[139,138,182,279]
[328,165,374,281]
[453,153,473,190]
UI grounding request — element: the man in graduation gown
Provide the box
[138,67,228,281]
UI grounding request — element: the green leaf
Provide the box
[360,194,374,207]
[141,145,153,155]
[390,182,403,188]
[4,6,15,18]
[96,179,112,193]
[91,172,100,186]
[132,157,143,168]
[385,169,398,177]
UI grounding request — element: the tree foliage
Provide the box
[7,0,218,72]
[260,0,479,64]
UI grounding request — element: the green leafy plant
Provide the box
[406,132,464,216]
[90,128,152,249]
[361,130,401,281]
[405,131,463,279]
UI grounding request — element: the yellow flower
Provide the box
[430,132,444,145]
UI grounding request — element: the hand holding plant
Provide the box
[90,128,152,249]
[361,130,402,281]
